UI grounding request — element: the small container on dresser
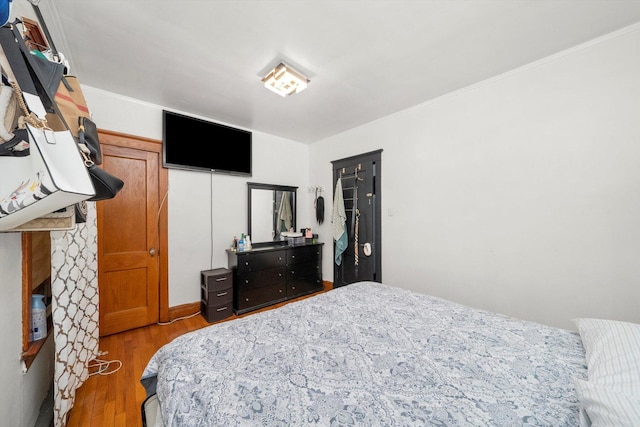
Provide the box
[200,268,234,322]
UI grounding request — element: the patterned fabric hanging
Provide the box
[50,202,99,427]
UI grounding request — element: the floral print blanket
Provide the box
[141,281,587,426]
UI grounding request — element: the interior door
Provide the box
[97,130,168,336]
[332,150,382,287]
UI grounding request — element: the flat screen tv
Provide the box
[162,110,252,176]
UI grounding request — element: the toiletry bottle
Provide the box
[238,234,245,252]
[245,235,252,250]
[31,294,47,341]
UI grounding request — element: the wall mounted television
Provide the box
[162,110,252,176]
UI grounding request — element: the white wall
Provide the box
[310,24,640,330]
[82,89,312,306]
[0,233,55,427]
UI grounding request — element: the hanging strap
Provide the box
[7,21,77,134]
[351,167,359,268]
[0,36,48,130]
[3,22,95,167]
[354,209,359,267]
[0,25,39,95]
[9,21,62,113]
[30,2,59,58]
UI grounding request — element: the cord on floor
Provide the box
[88,358,122,376]
[157,311,201,325]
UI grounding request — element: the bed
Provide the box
[141,281,597,426]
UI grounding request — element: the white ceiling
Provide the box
[19,1,640,144]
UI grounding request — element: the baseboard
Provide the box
[169,281,333,321]
[168,302,200,321]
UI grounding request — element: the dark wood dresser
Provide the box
[227,242,324,314]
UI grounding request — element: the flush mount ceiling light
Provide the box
[261,62,309,97]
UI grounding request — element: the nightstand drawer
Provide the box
[201,285,233,306]
[201,268,232,292]
[201,302,233,323]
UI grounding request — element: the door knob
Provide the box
[149,248,156,257]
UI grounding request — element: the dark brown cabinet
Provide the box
[228,242,323,314]
[200,268,234,322]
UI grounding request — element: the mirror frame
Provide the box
[247,182,297,246]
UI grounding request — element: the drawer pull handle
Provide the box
[291,271,295,274]
[279,289,283,293]
[291,286,296,290]
[216,277,227,282]
[245,280,249,284]
[245,298,249,302]
[216,292,228,297]
[216,306,228,312]
[245,262,249,266]
[291,255,296,259]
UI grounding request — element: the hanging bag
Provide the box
[0,25,95,231]
[78,115,102,164]
[0,116,95,231]
[7,21,124,201]
[45,74,90,137]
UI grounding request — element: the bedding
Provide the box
[572,318,640,426]
[141,281,588,426]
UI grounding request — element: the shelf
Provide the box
[21,231,53,372]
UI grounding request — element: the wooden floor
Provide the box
[65,284,332,427]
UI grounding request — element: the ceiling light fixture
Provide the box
[261,62,309,97]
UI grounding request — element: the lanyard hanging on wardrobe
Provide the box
[349,166,361,270]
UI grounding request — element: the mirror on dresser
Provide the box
[248,182,297,244]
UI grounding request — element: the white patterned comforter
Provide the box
[141,281,587,426]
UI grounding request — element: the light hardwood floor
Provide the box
[65,283,332,427]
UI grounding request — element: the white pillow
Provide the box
[573,318,640,426]
[573,379,640,426]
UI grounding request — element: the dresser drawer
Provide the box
[287,260,322,298]
[236,266,286,289]
[236,250,286,272]
[287,245,321,265]
[288,260,321,280]
[287,276,323,299]
[235,284,286,312]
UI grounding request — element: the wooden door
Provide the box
[97,130,169,336]
[332,150,382,287]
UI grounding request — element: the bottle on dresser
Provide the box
[238,234,245,252]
